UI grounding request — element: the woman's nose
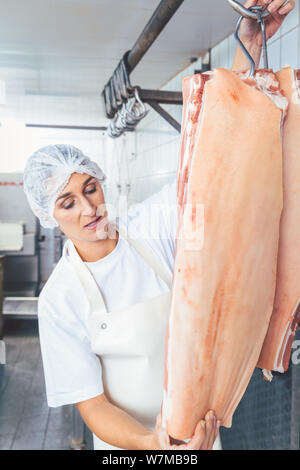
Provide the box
[80,196,95,216]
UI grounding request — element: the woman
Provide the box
[23,0,295,450]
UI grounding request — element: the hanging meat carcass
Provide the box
[257,67,300,377]
[162,68,288,440]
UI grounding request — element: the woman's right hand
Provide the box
[151,410,220,450]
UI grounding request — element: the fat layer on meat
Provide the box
[162,68,287,440]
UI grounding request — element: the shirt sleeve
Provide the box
[38,292,103,407]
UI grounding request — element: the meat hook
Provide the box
[228,0,290,76]
[227,0,270,19]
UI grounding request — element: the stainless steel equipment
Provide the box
[0,173,39,297]
[0,173,63,320]
[0,172,82,448]
[0,256,5,364]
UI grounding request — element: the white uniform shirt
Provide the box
[38,179,177,407]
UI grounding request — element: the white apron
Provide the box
[64,229,222,451]
[64,229,172,450]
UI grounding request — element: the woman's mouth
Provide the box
[84,216,102,230]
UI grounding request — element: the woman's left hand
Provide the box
[153,410,220,450]
[240,0,295,46]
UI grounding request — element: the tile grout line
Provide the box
[41,407,51,450]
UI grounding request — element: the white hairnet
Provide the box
[23,144,106,228]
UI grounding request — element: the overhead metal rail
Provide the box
[127,0,185,74]
[102,0,187,137]
[26,124,107,131]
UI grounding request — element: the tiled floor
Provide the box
[0,318,92,450]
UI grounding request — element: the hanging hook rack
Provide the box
[101,0,186,138]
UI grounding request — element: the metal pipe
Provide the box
[26,124,107,131]
[148,100,181,133]
[127,0,185,74]
[139,89,183,105]
[69,405,85,450]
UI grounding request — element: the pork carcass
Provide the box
[162,68,288,439]
[257,67,300,376]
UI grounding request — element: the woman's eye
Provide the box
[63,200,75,210]
[85,184,96,194]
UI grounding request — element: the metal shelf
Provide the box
[3,297,38,320]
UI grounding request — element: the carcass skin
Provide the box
[257,67,300,374]
[162,68,286,440]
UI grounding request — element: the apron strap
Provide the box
[63,239,108,314]
[63,225,173,314]
[118,225,172,290]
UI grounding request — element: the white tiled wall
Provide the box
[125,57,203,205]
[0,94,108,173]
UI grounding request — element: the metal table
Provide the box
[3,297,38,320]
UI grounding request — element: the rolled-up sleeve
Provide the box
[38,293,103,407]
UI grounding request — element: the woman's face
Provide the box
[53,172,109,242]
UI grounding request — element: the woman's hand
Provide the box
[240,0,295,46]
[151,410,220,450]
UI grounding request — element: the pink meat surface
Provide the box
[162,68,287,439]
[258,67,300,375]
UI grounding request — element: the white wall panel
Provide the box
[281,27,299,68]
[268,40,281,71]
[281,0,299,35]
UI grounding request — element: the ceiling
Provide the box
[0,0,237,96]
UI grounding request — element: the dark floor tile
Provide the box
[0,415,18,436]
[17,413,49,434]
[11,430,45,450]
[0,319,79,451]
[0,393,26,418]
[84,425,94,450]
[21,372,48,417]
[47,405,72,432]
[0,364,10,396]
[43,428,72,450]
[0,352,42,418]
[2,339,22,366]
[14,343,41,374]
[0,376,34,418]
[0,433,14,450]
[22,399,49,418]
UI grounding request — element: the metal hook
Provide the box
[107,87,148,138]
[255,6,269,72]
[229,2,270,76]
[227,0,270,19]
[229,0,290,76]
[234,15,256,76]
